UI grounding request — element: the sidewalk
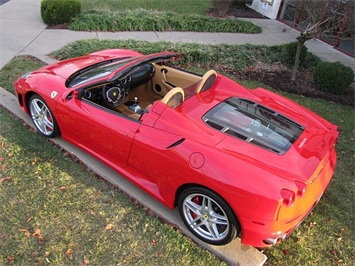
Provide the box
[0,0,354,70]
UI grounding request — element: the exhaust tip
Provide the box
[263,233,287,246]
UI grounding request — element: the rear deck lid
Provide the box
[203,97,305,155]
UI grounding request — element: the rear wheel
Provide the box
[29,94,60,138]
[178,187,240,245]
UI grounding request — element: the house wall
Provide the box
[250,0,282,19]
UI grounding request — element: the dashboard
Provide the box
[83,63,155,106]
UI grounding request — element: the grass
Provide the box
[0,56,46,95]
[0,40,354,265]
[69,10,261,33]
[51,39,277,68]
[65,0,261,33]
[81,0,213,16]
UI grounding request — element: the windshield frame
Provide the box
[66,57,136,88]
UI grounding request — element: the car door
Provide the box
[126,101,191,201]
[56,91,140,169]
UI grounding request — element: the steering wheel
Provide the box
[102,85,125,108]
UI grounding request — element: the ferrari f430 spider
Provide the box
[15,49,339,247]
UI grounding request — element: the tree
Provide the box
[291,16,330,81]
[286,0,354,81]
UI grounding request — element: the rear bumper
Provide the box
[240,146,337,248]
[240,193,325,247]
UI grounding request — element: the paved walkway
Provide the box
[1,0,354,70]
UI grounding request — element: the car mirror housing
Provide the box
[62,90,78,102]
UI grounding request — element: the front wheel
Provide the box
[178,187,240,245]
[29,94,60,138]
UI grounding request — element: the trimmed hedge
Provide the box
[313,61,354,94]
[68,10,262,33]
[50,39,289,71]
[41,0,81,25]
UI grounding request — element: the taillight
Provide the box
[280,189,295,207]
[294,180,307,197]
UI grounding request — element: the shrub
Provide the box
[313,61,354,94]
[284,41,308,67]
[50,39,269,70]
[69,10,262,33]
[303,53,321,69]
[41,0,81,25]
[212,0,233,17]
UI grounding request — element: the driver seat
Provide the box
[161,87,185,109]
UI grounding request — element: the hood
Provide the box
[36,55,120,79]
[35,49,145,79]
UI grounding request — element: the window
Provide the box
[203,98,304,154]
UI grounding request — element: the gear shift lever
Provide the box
[129,96,143,114]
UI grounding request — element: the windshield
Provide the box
[203,98,304,154]
[67,57,136,87]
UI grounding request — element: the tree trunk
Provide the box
[291,41,305,81]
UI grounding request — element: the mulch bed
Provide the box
[210,6,354,106]
[207,6,267,19]
[233,67,354,106]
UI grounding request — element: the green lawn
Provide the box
[0,40,354,265]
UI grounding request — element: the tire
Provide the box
[29,94,60,138]
[178,187,240,245]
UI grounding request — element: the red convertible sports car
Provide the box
[15,49,339,247]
